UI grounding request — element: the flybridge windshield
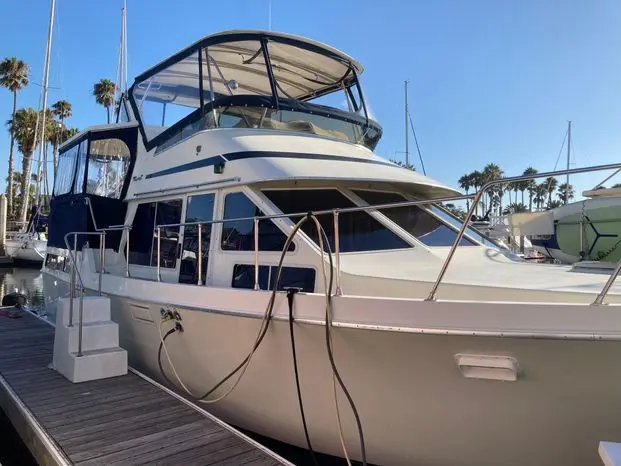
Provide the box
[130,33,381,151]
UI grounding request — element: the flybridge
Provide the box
[128,30,382,152]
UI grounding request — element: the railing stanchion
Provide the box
[197,224,203,286]
[593,261,621,305]
[333,211,342,295]
[98,233,105,296]
[69,233,77,327]
[254,218,260,291]
[125,229,130,277]
[157,227,161,282]
[77,282,84,357]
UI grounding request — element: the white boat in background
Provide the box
[5,206,48,265]
[40,29,621,466]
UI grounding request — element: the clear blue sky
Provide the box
[1,0,620,201]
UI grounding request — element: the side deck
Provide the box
[0,310,289,466]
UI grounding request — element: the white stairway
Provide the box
[52,296,127,383]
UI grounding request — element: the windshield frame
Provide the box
[128,32,380,152]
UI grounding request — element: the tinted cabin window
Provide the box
[128,199,182,268]
[263,189,410,252]
[152,199,182,268]
[221,192,293,252]
[179,193,214,284]
[86,138,131,199]
[232,264,315,292]
[352,190,475,247]
[129,202,156,266]
[54,144,79,196]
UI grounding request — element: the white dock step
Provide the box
[599,441,621,466]
[56,296,111,325]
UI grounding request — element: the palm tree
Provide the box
[470,170,483,216]
[458,173,472,210]
[51,99,71,125]
[557,183,575,204]
[93,79,116,123]
[522,167,538,211]
[502,202,528,215]
[0,57,30,216]
[482,163,504,215]
[6,107,41,224]
[534,183,548,210]
[544,176,558,207]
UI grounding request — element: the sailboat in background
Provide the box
[5,0,55,265]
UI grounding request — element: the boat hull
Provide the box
[531,199,621,264]
[5,237,47,264]
[42,269,621,466]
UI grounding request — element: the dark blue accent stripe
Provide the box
[145,151,396,179]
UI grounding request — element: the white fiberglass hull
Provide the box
[42,267,621,466]
[5,237,47,264]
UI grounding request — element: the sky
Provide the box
[1,0,620,203]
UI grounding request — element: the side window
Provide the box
[73,140,88,194]
[152,199,182,268]
[128,199,182,268]
[221,192,293,252]
[54,144,79,196]
[86,138,131,199]
[352,190,475,247]
[179,193,214,284]
[232,264,315,292]
[128,202,156,266]
[263,189,410,252]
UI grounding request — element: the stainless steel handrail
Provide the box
[63,224,132,357]
[155,193,476,229]
[426,162,621,303]
[144,162,621,305]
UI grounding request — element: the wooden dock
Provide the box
[0,310,290,466]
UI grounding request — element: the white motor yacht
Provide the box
[42,30,621,466]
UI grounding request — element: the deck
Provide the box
[0,310,290,466]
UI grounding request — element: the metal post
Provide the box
[156,227,161,282]
[69,233,77,327]
[333,211,342,295]
[0,194,6,251]
[98,233,104,296]
[254,218,259,291]
[77,283,84,357]
[125,229,130,277]
[197,224,203,286]
[593,260,621,305]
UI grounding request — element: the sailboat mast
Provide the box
[404,80,409,167]
[565,120,571,205]
[34,0,55,210]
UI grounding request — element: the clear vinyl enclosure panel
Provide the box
[130,34,381,151]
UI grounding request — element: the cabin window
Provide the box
[128,199,182,268]
[54,143,79,196]
[132,51,200,140]
[263,189,410,252]
[232,264,315,292]
[179,193,215,284]
[221,192,293,252]
[86,138,131,199]
[73,140,88,194]
[352,190,476,247]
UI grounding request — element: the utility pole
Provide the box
[565,120,571,205]
[404,80,409,167]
